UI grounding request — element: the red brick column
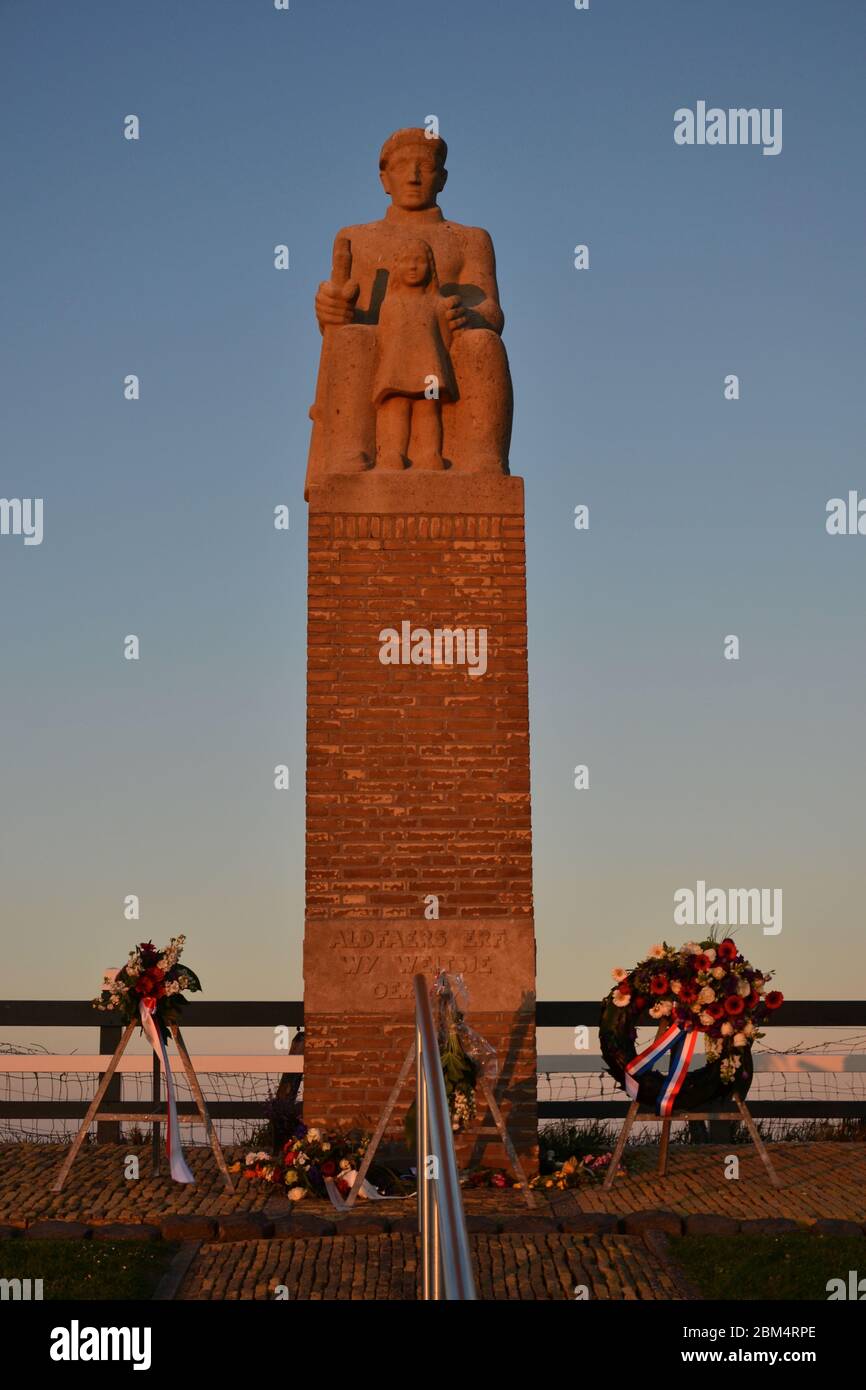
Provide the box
[303,473,537,1167]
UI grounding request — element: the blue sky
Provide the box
[2,1,864,1043]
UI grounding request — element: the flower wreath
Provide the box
[600,938,783,1114]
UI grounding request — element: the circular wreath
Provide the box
[600,937,783,1112]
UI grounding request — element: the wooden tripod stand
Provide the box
[51,1020,234,1194]
[338,1038,537,1210]
[602,1093,782,1190]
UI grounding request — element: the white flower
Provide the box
[737,978,751,996]
[733,1032,748,1047]
[683,941,702,955]
[339,1158,351,1171]
[306,1127,321,1143]
[321,1142,331,1152]
[698,986,716,1004]
[612,968,628,982]
[246,1152,257,1166]
[612,991,630,1008]
[699,1011,715,1027]
[670,980,682,995]
[743,1021,756,1038]
[721,1022,734,1036]
[704,948,716,963]
[288,1186,305,1202]
[649,1003,664,1019]
[656,1000,673,1016]
[648,944,665,959]
[296,1153,308,1167]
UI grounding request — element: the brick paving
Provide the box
[177,1231,689,1301]
[1,1141,865,1229]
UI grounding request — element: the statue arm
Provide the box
[457,228,505,335]
[315,229,360,332]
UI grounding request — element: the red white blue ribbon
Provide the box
[624,1021,698,1116]
[139,1002,195,1183]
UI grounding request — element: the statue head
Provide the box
[379,128,448,211]
[393,238,437,290]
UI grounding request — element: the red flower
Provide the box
[650,974,669,996]
[632,995,647,1012]
[491,1172,507,1188]
[716,939,738,962]
[679,982,699,1004]
[321,1159,336,1177]
[724,994,745,1017]
[692,953,712,973]
[765,991,784,1010]
[706,1001,725,1020]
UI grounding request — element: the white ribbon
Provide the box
[324,1175,400,1209]
[139,1002,195,1184]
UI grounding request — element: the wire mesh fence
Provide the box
[3,1031,865,1146]
[538,1032,866,1139]
[0,1043,292,1146]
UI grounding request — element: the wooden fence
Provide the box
[1,1000,864,1138]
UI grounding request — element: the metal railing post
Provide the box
[413,974,476,1300]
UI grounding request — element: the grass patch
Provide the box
[671,1234,866,1301]
[0,1239,179,1301]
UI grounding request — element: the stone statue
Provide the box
[372,238,457,472]
[305,128,513,495]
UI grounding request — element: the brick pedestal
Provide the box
[303,473,537,1168]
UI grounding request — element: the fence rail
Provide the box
[1,999,864,1129]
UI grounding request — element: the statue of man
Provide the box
[305,128,513,495]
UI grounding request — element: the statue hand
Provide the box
[315,278,359,330]
[440,293,468,333]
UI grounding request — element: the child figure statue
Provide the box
[372,238,460,470]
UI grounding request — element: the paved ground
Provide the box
[1,1141,864,1227]
[177,1231,689,1301]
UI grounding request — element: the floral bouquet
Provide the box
[405,973,496,1147]
[530,1152,621,1191]
[239,1123,408,1202]
[466,1168,520,1190]
[92,936,201,1038]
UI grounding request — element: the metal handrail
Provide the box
[414,974,477,1300]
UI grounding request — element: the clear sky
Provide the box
[2,0,864,1043]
